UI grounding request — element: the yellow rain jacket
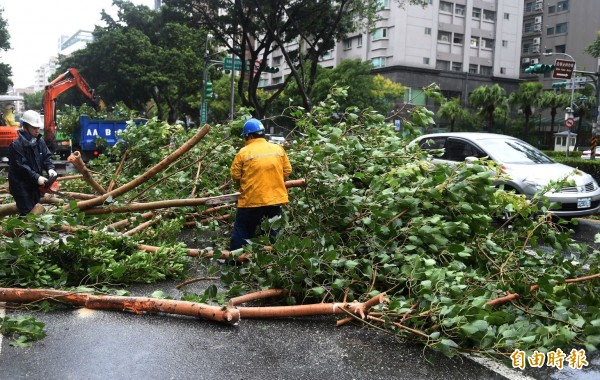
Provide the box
[4,108,19,126]
[230,137,292,208]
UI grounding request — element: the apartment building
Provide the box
[262,0,524,110]
[521,0,599,88]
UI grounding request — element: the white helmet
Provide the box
[21,110,42,128]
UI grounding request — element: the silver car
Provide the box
[411,132,600,218]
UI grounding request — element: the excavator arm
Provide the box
[42,68,105,148]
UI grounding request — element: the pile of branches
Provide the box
[0,91,599,360]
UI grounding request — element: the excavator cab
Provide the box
[0,95,25,160]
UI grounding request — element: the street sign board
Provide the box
[553,59,576,79]
[200,102,207,125]
[565,117,575,129]
[224,57,243,71]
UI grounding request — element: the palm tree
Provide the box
[537,91,570,144]
[508,82,543,141]
[468,84,508,133]
[436,98,466,132]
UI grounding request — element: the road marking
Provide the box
[463,353,537,380]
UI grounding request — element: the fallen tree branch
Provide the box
[80,179,305,215]
[486,273,600,307]
[67,151,107,194]
[0,288,238,324]
[73,124,210,211]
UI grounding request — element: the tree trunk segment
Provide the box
[67,151,107,194]
[0,288,387,324]
[73,124,210,211]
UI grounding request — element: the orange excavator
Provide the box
[42,68,105,157]
[0,68,105,160]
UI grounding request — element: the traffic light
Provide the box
[205,81,213,99]
[524,64,555,74]
[264,66,280,74]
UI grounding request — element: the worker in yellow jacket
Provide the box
[229,118,292,252]
[3,103,19,126]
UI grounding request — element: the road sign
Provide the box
[224,57,243,71]
[553,59,576,79]
[200,102,207,125]
[565,117,575,129]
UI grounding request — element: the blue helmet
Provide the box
[241,118,265,136]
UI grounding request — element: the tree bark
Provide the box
[67,151,107,194]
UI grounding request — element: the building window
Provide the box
[273,56,282,65]
[440,1,453,13]
[502,40,508,47]
[547,27,555,35]
[555,45,566,53]
[480,66,493,76]
[472,7,481,19]
[357,35,363,47]
[483,10,496,22]
[436,60,450,70]
[321,50,333,59]
[405,87,427,105]
[545,48,553,54]
[258,79,268,87]
[344,39,352,49]
[557,0,569,12]
[453,33,464,45]
[556,22,568,34]
[438,31,451,43]
[500,67,506,74]
[272,77,283,85]
[504,13,509,20]
[372,27,388,41]
[451,62,462,72]
[425,27,431,35]
[548,5,556,13]
[377,0,390,9]
[482,38,494,49]
[455,4,465,16]
[470,37,480,47]
[469,64,478,74]
[372,57,387,68]
[423,57,430,65]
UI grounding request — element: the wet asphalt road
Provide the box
[1,220,600,379]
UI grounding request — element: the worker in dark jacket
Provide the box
[8,110,56,216]
[229,118,292,251]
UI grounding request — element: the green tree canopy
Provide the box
[468,84,509,133]
[508,82,542,141]
[164,0,428,118]
[0,7,13,93]
[58,0,207,123]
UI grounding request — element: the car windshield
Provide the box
[476,138,554,164]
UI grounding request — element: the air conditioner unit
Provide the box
[522,58,531,63]
[532,46,541,53]
[535,3,543,10]
[533,37,541,45]
[531,58,540,64]
[533,24,542,32]
[535,16,542,24]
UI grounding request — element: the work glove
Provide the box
[48,169,57,178]
[37,176,48,186]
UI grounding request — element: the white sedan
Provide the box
[411,132,600,218]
